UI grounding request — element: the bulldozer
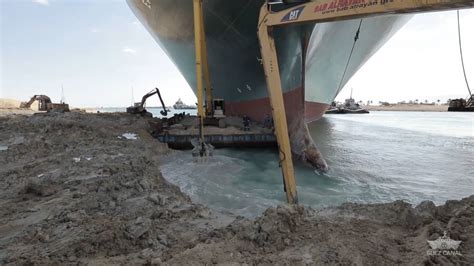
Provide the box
[20,95,69,113]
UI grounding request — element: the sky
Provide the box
[338,8,474,104]
[0,0,473,107]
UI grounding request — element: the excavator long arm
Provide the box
[261,0,473,27]
[22,96,38,108]
[139,89,158,108]
[258,0,474,204]
[20,95,52,110]
[128,88,168,116]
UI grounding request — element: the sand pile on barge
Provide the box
[0,112,472,264]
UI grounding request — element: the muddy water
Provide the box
[160,111,473,217]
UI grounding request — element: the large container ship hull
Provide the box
[127,0,409,122]
[127,0,410,170]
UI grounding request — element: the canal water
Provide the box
[98,108,473,217]
[160,111,473,217]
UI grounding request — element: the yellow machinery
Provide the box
[212,98,225,118]
[192,0,474,204]
[193,0,229,154]
[193,0,205,145]
[20,95,52,111]
[193,0,217,150]
[257,0,474,204]
[20,95,69,113]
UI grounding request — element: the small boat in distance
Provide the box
[326,88,369,114]
[448,95,474,112]
[173,98,197,110]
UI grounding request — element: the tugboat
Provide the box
[173,98,197,110]
[325,88,369,114]
[448,95,474,112]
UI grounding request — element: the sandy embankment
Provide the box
[0,98,37,116]
[0,97,96,115]
[367,104,448,112]
[0,99,21,108]
[0,111,472,264]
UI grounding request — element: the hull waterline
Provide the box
[127,0,410,170]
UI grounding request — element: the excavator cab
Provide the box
[20,95,69,113]
[212,99,225,118]
[20,95,52,111]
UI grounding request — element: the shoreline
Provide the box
[367,104,448,112]
[0,110,472,264]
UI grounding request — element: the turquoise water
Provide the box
[160,111,473,217]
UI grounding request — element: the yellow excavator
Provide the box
[256,0,474,203]
[20,95,52,111]
[192,0,474,203]
[20,95,69,113]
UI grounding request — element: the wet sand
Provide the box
[0,110,472,264]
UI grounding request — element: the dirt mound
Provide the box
[0,112,472,264]
[0,112,233,264]
[168,197,473,264]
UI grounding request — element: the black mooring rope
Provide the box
[457,10,472,96]
[337,19,363,93]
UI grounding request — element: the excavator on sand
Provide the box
[127,88,169,116]
[20,95,70,113]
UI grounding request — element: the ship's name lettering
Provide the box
[314,0,378,13]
